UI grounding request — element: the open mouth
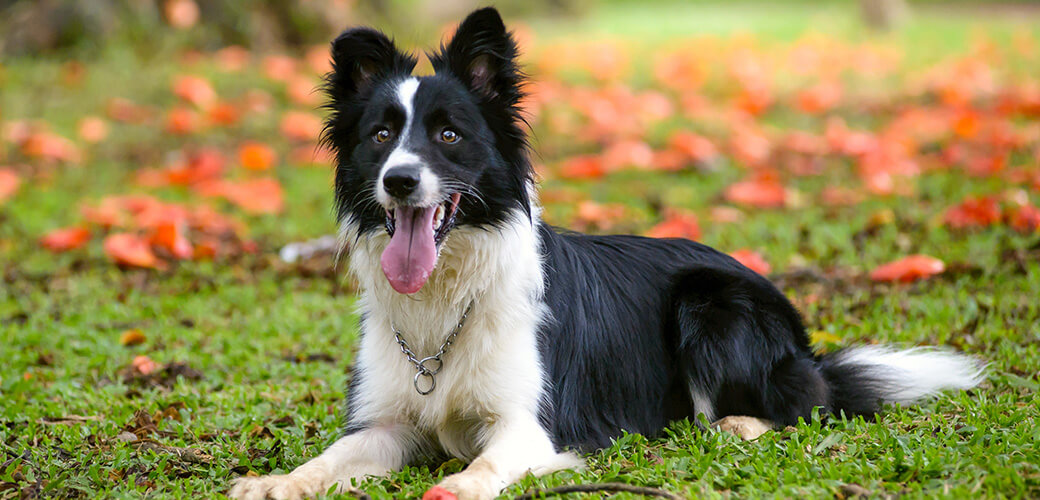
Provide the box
[379,193,462,294]
[384,192,462,245]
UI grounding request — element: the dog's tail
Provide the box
[817,346,985,418]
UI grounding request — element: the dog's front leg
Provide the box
[229,423,416,500]
[424,417,583,500]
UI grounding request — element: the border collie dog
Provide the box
[231,8,983,500]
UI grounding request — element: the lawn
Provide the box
[2,2,1039,498]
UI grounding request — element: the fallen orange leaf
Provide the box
[944,196,1001,229]
[1007,204,1040,233]
[730,249,772,275]
[165,107,199,135]
[279,111,323,142]
[724,172,787,208]
[120,329,147,346]
[77,116,109,143]
[0,168,21,204]
[238,142,277,171]
[646,210,701,240]
[131,354,158,375]
[40,227,91,252]
[103,233,160,269]
[558,155,605,180]
[150,221,194,259]
[172,74,216,108]
[870,255,945,283]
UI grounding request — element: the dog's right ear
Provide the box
[328,27,416,97]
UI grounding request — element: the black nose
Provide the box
[383,166,421,199]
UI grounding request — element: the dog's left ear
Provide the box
[433,7,522,102]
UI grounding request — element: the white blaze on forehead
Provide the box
[377,77,441,207]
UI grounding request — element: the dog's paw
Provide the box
[712,415,774,440]
[431,471,499,500]
[228,473,329,500]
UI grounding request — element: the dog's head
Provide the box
[323,7,532,294]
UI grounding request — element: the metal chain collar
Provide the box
[391,302,473,395]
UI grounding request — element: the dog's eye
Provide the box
[373,128,392,143]
[440,129,460,144]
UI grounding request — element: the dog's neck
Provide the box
[342,206,544,353]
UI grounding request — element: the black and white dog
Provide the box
[231,8,983,500]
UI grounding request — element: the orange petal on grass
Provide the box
[172,75,216,108]
[150,221,194,259]
[238,142,277,171]
[103,233,160,269]
[199,178,284,215]
[164,0,199,29]
[206,101,241,127]
[943,196,1001,229]
[668,131,718,164]
[601,140,654,171]
[77,116,109,143]
[165,107,199,135]
[279,111,323,142]
[558,155,606,180]
[0,168,21,204]
[869,255,945,283]
[287,77,321,106]
[40,227,91,252]
[724,172,787,208]
[119,329,147,346]
[1007,204,1040,233]
[730,249,772,275]
[131,354,158,375]
[646,210,701,240]
[573,200,625,231]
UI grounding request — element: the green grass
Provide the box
[3,2,1040,499]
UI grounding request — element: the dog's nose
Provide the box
[383,166,421,199]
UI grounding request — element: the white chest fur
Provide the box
[341,210,548,459]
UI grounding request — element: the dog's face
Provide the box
[323,8,532,294]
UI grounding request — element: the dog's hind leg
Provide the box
[711,416,775,440]
[673,268,829,431]
[228,423,418,500]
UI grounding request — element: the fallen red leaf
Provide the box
[131,354,158,375]
[103,233,161,269]
[238,142,277,171]
[40,227,91,252]
[172,75,216,108]
[573,200,625,231]
[646,210,701,240]
[150,221,194,259]
[870,255,945,283]
[0,168,21,204]
[77,116,109,143]
[165,107,199,135]
[120,329,147,346]
[944,196,1001,229]
[280,111,323,142]
[724,171,787,208]
[730,249,772,275]
[197,178,284,214]
[668,131,718,164]
[1007,204,1040,233]
[558,155,605,180]
[795,81,842,114]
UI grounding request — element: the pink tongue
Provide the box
[381,206,438,294]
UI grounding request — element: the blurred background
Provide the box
[3,2,1040,498]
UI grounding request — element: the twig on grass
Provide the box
[515,482,682,500]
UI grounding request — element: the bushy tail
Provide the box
[818,346,986,418]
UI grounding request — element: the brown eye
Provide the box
[374,128,391,143]
[440,129,460,144]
